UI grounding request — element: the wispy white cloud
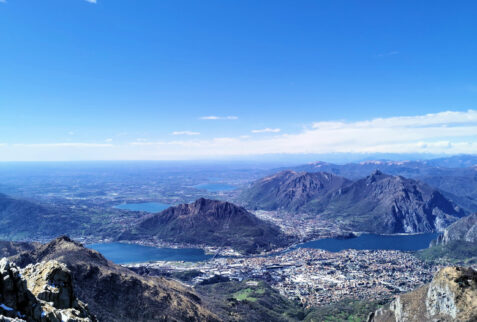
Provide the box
[125,110,477,157]
[171,131,200,136]
[13,143,113,148]
[105,138,113,142]
[252,128,281,133]
[3,110,477,161]
[312,110,477,129]
[199,116,238,120]
[85,0,97,3]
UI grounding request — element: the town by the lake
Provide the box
[125,246,442,307]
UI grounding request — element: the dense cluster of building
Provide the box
[127,247,438,306]
[253,210,354,240]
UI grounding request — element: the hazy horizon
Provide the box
[1,1,477,161]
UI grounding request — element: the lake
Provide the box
[295,233,438,252]
[87,242,212,264]
[88,233,438,264]
[193,183,236,192]
[115,202,171,213]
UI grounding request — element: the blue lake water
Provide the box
[87,242,212,264]
[115,202,171,213]
[193,183,236,192]
[88,233,438,264]
[295,233,438,252]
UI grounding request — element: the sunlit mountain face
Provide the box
[1,1,477,321]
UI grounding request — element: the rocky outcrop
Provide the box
[368,266,477,322]
[440,213,477,244]
[0,258,94,321]
[119,198,293,254]
[11,237,218,322]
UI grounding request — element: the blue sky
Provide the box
[1,0,476,160]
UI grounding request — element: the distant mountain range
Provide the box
[421,154,477,168]
[119,198,294,254]
[283,157,477,212]
[242,170,467,234]
[289,155,477,176]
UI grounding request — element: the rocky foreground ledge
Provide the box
[368,266,477,322]
[0,258,94,322]
[6,236,218,322]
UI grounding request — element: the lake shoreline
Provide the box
[87,232,439,264]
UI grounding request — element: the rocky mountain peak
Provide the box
[52,236,74,244]
[192,198,229,211]
[371,169,384,176]
[194,197,209,207]
[366,170,389,183]
[185,199,248,220]
[120,198,292,254]
[241,170,351,212]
